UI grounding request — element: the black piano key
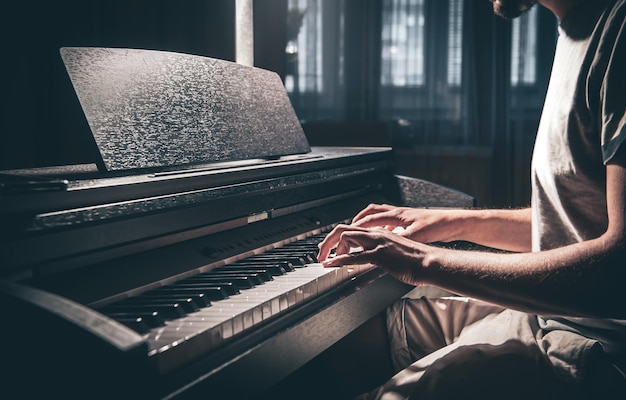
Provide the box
[285,243,317,249]
[208,272,266,285]
[245,255,308,267]
[151,286,229,301]
[172,281,240,295]
[276,249,318,258]
[122,297,200,313]
[140,292,212,308]
[274,243,319,249]
[264,249,317,263]
[180,276,255,289]
[271,245,319,251]
[282,246,320,253]
[212,268,274,282]
[103,311,165,328]
[232,260,295,272]
[91,234,332,336]
[95,235,331,333]
[112,316,151,334]
[222,264,286,276]
[101,303,187,319]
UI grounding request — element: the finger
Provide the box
[322,249,372,268]
[317,224,364,261]
[317,229,341,262]
[333,230,370,257]
[397,224,430,243]
[353,212,405,230]
[322,229,394,267]
[351,203,394,224]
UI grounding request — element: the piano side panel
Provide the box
[0,281,154,399]
[393,174,476,208]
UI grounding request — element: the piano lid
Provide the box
[60,47,311,172]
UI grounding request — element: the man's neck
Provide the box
[539,0,586,20]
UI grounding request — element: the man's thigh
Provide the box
[388,297,505,370]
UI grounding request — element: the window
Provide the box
[511,6,538,86]
[378,0,471,146]
[285,1,554,147]
[285,0,345,121]
[380,0,463,88]
[285,0,324,94]
[380,0,426,87]
[447,0,463,86]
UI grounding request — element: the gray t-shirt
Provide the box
[531,0,626,360]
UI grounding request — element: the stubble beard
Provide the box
[490,0,539,19]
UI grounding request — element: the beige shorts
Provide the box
[357,296,624,400]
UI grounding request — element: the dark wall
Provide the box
[1,1,246,170]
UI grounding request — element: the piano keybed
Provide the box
[96,232,371,374]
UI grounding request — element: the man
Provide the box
[318,0,626,398]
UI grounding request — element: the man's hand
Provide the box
[317,204,464,262]
[350,204,463,243]
[319,225,433,286]
[317,204,533,262]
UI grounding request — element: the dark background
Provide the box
[2,0,288,170]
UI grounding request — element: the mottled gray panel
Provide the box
[395,175,475,208]
[60,47,310,172]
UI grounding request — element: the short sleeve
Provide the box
[601,3,626,163]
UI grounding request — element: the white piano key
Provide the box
[148,314,229,354]
[143,262,372,374]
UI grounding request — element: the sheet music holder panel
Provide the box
[60,47,310,172]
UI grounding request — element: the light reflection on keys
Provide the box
[146,264,356,353]
[98,233,371,373]
[149,263,367,374]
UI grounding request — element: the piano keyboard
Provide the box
[97,233,371,374]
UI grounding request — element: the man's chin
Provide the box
[491,0,538,19]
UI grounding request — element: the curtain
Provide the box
[285,0,557,205]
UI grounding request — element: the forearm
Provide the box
[421,236,625,318]
[442,207,532,252]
